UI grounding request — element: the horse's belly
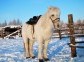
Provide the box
[22,24,34,39]
[35,30,53,40]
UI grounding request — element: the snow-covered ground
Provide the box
[0,37,84,62]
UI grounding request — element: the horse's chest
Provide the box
[43,29,53,38]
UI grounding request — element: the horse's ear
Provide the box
[48,7,52,10]
[47,7,53,13]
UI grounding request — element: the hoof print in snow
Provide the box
[44,58,49,61]
[39,59,44,62]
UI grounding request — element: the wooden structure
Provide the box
[68,14,77,57]
[0,25,21,38]
[58,14,84,58]
[4,29,21,38]
[0,28,4,38]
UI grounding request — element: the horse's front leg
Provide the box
[43,39,50,61]
[29,39,35,58]
[38,39,44,62]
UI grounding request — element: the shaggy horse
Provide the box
[22,7,60,62]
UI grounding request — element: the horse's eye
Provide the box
[51,14,54,17]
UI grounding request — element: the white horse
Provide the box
[22,6,60,62]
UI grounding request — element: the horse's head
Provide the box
[48,7,60,29]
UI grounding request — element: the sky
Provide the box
[0,0,84,24]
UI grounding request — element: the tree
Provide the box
[82,20,84,24]
[60,20,64,28]
[0,23,2,27]
[4,20,7,26]
[76,19,81,25]
[8,21,12,25]
[0,20,7,27]
[12,19,17,25]
[8,19,16,25]
[16,19,22,25]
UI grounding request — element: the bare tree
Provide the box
[4,20,7,26]
[8,21,12,25]
[16,19,22,25]
[0,23,2,27]
[77,19,81,25]
[8,19,22,25]
[12,19,17,25]
[0,20,7,27]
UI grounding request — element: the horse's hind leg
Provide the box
[29,39,35,58]
[23,38,30,59]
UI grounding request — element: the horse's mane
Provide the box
[26,15,42,25]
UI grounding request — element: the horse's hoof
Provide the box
[44,58,49,61]
[26,57,30,59]
[31,56,36,59]
[39,59,44,62]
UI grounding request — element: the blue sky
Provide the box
[0,0,84,24]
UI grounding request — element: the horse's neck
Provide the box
[38,13,54,29]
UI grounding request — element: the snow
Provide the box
[3,25,21,28]
[0,37,84,62]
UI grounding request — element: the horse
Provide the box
[22,6,60,62]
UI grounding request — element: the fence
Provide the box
[0,14,84,58]
[57,14,84,58]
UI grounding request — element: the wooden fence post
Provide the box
[1,29,5,38]
[58,23,61,39]
[1,30,3,38]
[68,14,77,57]
[58,28,61,39]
